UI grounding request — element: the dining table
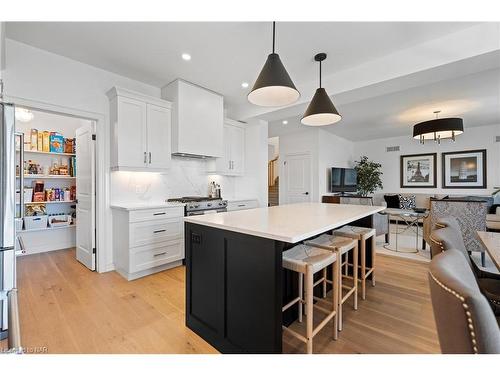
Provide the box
[477,231,500,271]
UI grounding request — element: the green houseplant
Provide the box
[354,156,383,197]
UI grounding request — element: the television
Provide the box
[331,167,357,194]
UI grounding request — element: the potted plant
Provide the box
[354,156,383,197]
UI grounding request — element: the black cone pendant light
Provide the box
[248,22,300,107]
[301,53,341,126]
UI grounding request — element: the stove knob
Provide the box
[218,202,223,206]
[207,203,212,207]
[194,204,200,208]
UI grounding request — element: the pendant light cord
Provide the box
[272,22,276,53]
[319,60,322,88]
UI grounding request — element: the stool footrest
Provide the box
[282,296,301,312]
[282,325,308,344]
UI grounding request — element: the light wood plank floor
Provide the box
[3,249,439,354]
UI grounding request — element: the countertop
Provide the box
[110,202,185,211]
[184,202,385,243]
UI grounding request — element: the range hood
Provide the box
[162,79,224,159]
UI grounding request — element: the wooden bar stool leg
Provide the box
[298,273,303,323]
[332,258,339,340]
[305,265,314,354]
[338,255,343,332]
[344,252,348,275]
[371,235,376,286]
[361,237,366,300]
[353,244,358,311]
[322,268,327,298]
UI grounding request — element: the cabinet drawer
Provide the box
[130,241,183,273]
[227,200,258,212]
[130,218,182,247]
[129,207,184,223]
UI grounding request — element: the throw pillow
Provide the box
[384,194,400,209]
[399,194,416,209]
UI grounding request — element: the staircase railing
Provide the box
[268,157,278,187]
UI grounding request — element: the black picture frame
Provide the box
[442,149,487,189]
[400,153,437,188]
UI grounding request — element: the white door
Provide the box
[117,96,147,169]
[76,122,96,270]
[146,103,171,169]
[284,153,312,204]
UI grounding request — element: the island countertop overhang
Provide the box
[184,202,385,243]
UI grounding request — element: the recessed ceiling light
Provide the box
[241,82,249,88]
[282,120,288,125]
[182,53,191,61]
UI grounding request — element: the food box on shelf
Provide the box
[49,133,64,153]
[48,214,70,228]
[42,131,50,152]
[15,188,34,203]
[24,215,48,230]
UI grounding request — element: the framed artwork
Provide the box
[442,149,487,189]
[400,153,437,188]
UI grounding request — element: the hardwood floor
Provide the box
[5,249,439,354]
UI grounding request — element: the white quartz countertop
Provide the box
[110,202,185,211]
[184,202,385,243]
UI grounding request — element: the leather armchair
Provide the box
[428,249,500,353]
[430,217,500,317]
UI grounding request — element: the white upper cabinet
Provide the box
[209,120,245,176]
[146,104,171,169]
[162,79,224,158]
[107,87,172,171]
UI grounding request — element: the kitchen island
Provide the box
[184,202,384,353]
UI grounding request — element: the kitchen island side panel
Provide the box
[185,222,284,353]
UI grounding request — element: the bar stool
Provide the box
[304,234,358,331]
[334,225,376,300]
[282,244,340,354]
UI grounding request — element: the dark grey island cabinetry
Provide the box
[184,202,384,353]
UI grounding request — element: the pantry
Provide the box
[15,107,95,262]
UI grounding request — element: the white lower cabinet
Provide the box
[226,199,259,212]
[112,205,184,280]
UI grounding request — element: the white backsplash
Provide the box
[110,156,236,204]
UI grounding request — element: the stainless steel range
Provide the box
[167,196,227,216]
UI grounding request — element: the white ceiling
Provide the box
[6,22,477,113]
[6,21,499,142]
[268,53,500,140]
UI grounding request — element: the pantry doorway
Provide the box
[13,102,99,272]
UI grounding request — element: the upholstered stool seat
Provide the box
[304,234,358,331]
[282,244,340,354]
[333,225,377,300]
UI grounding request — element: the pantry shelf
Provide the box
[18,224,76,234]
[18,201,76,205]
[17,149,76,157]
[17,175,76,179]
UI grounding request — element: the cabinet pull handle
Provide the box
[237,204,245,207]
[228,160,231,170]
[153,252,167,257]
[153,229,166,234]
[144,152,147,164]
[149,152,152,164]
[153,212,166,216]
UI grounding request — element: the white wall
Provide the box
[278,128,354,203]
[0,23,5,76]
[318,129,355,198]
[234,119,269,207]
[352,123,500,196]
